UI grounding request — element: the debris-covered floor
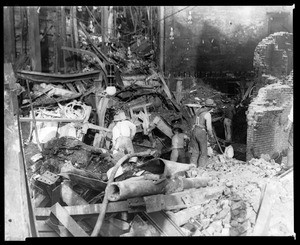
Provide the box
[22,131,293,237]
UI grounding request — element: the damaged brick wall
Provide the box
[246,30,293,161]
[253,32,293,79]
[246,82,293,161]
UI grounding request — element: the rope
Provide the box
[63,101,87,120]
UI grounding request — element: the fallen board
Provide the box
[50,202,89,237]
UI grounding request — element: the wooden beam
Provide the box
[61,6,68,73]
[72,6,81,70]
[3,7,16,63]
[35,201,129,219]
[4,63,38,240]
[50,203,89,237]
[158,6,165,72]
[27,6,42,72]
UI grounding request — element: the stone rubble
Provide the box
[169,152,286,236]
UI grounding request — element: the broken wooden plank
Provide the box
[16,70,101,83]
[74,80,86,93]
[35,201,129,220]
[65,83,77,93]
[50,202,89,237]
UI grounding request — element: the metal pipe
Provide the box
[106,177,165,201]
[91,150,152,237]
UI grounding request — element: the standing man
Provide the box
[190,99,216,168]
[170,127,190,163]
[112,110,136,155]
[223,99,236,142]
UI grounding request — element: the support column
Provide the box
[4,6,16,63]
[101,6,109,53]
[27,6,42,71]
[159,6,165,73]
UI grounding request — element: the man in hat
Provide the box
[190,98,216,168]
[112,111,137,155]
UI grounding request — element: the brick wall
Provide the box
[246,83,293,161]
[253,32,293,78]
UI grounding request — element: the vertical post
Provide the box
[20,7,24,55]
[54,7,61,73]
[159,6,165,73]
[101,6,108,53]
[4,6,16,63]
[72,6,81,70]
[61,6,67,73]
[27,6,41,71]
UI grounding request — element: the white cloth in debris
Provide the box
[288,104,293,123]
[112,120,137,147]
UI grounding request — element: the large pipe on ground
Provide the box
[106,176,211,201]
[106,177,166,201]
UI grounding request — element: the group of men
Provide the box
[110,97,293,174]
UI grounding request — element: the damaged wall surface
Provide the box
[246,80,293,160]
[164,6,293,76]
[246,32,293,161]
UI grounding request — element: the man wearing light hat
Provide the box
[112,110,137,155]
[190,98,216,168]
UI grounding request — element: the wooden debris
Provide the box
[50,202,89,237]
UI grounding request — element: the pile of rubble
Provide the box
[25,126,287,237]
